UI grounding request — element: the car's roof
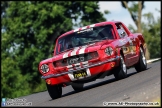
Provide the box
[58,21,122,38]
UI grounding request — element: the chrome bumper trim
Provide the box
[41,56,119,79]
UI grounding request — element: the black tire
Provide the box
[134,47,147,72]
[71,83,84,91]
[114,55,127,80]
[46,84,62,99]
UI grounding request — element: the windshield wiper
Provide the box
[101,37,109,40]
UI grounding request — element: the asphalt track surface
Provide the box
[19,61,161,107]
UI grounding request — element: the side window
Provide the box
[97,25,114,39]
[116,24,128,38]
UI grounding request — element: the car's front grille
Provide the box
[67,54,88,65]
[53,51,98,67]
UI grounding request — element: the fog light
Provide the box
[47,80,51,84]
[111,63,115,67]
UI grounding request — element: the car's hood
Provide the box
[40,39,113,64]
[51,39,113,61]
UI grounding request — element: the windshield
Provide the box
[55,24,115,55]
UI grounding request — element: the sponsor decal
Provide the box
[73,24,95,33]
[122,46,130,54]
[77,28,93,34]
[130,46,136,54]
[123,46,136,54]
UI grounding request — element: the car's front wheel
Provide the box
[46,83,62,99]
[134,47,147,72]
[71,83,84,91]
[114,55,127,80]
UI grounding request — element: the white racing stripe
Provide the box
[68,73,77,81]
[67,65,76,81]
[74,28,80,32]
[64,45,87,58]
[79,45,87,54]
[81,26,87,30]
[71,47,80,56]
[89,24,95,27]
[86,68,91,77]
[63,52,69,58]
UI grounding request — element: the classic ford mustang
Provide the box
[38,21,147,99]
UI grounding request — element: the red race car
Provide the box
[38,21,147,99]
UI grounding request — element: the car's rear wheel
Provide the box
[114,55,127,80]
[46,83,62,99]
[134,47,147,72]
[71,83,84,91]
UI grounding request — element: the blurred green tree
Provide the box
[141,11,161,59]
[1,1,109,98]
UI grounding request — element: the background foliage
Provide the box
[1,1,160,98]
[128,10,161,59]
[1,1,108,98]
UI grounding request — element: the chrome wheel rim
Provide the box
[121,56,127,73]
[140,48,146,66]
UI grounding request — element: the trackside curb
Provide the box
[146,58,161,63]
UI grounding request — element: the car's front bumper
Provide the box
[41,56,120,79]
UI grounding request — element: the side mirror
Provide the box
[120,31,126,37]
[118,29,126,38]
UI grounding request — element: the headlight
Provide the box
[40,64,49,73]
[105,47,113,56]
